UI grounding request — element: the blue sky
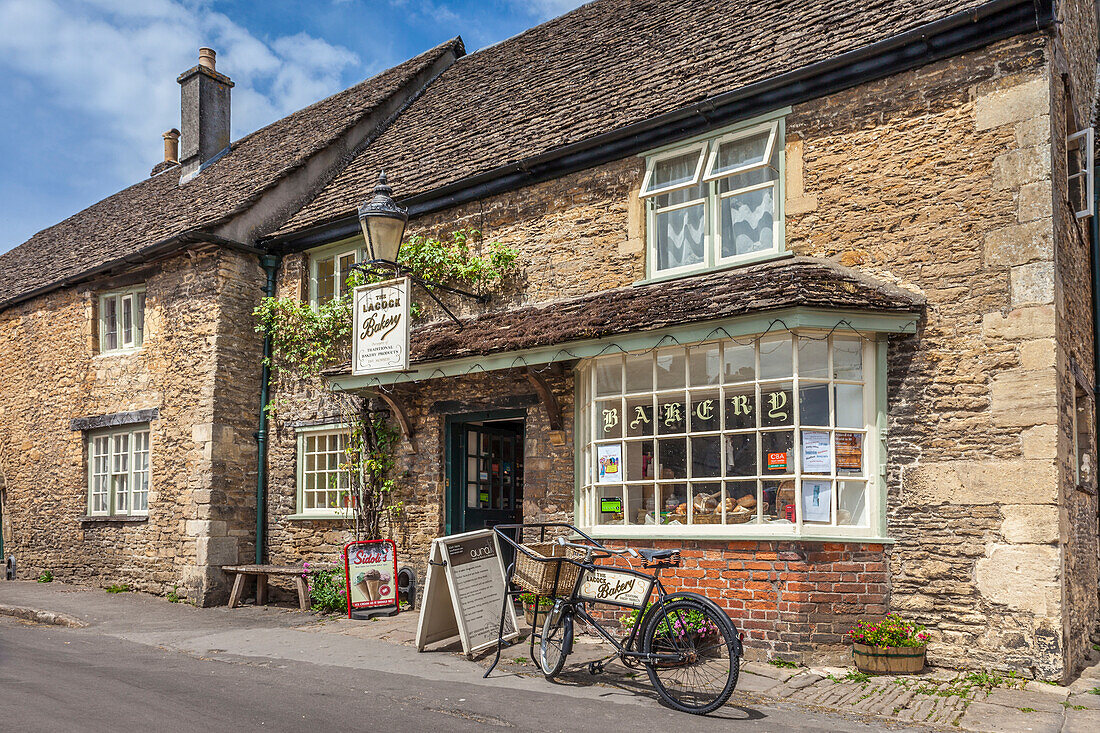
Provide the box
[0,0,587,254]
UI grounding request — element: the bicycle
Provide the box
[492,523,743,715]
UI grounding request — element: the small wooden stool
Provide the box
[223,565,310,611]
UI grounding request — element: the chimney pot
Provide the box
[162,128,180,163]
[198,47,216,71]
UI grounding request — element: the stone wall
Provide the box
[1050,0,1100,678]
[0,248,256,604]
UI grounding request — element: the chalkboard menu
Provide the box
[415,529,519,656]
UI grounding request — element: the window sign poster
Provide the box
[802,480,832,523]
[344,539,398,615]
[835,432,863,471]
[352,277,410,375]
[597,443,622,483]
[801,430,831,473]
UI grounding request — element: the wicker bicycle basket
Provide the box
[513,542,584,595]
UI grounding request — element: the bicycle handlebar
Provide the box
[555,536,639,558]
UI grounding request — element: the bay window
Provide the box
[578,332,879,538]
[641,117,783,278]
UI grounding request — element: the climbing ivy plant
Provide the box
[253,229,517,543]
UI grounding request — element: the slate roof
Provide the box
[277,0,990,236]
[0,38,463,308]
[328,257,925,374]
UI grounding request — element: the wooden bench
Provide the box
[223,565,310,611]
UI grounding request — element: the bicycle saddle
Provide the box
[637,548,681,568]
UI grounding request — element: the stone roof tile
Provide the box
[0,38,463,307]
[278,0,988,236]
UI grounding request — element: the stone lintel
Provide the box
[70,408,159,432]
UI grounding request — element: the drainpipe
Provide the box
[1092,157,1100,459]
[256,253,280,565]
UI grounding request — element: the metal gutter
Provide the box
[0,230,259,313]
[267,0,1055,252]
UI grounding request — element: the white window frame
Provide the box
[308,238,366,306]
[639,142,708,198]
[87,424,150,517]
[576,332,881,540]
[294,424,356,518]
[1068,127,1094,220]
[640,113,786,281]
[98,286,146,354]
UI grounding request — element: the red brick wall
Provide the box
[601,540,888,663]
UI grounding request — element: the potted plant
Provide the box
[847,613,930,674]
[518,592,555,627]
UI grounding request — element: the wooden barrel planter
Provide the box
[852,643,927,674]
[523,601,552,628]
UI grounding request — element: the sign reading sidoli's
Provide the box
[352,277,410,375]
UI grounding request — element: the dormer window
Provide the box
[99,287,146,353]
[641,116,784,279]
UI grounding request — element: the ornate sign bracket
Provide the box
[524,367,565,445]
[373,389,416,453]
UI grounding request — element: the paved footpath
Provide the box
[3,580,1100,732]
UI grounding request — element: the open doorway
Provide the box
[446,411,525,537]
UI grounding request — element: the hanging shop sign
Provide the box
[352,276,410,376]
[344,539,399,616]
[415,529,519,656]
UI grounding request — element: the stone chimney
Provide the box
[177,47,234,183]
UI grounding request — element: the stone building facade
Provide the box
[1,0,1098,683]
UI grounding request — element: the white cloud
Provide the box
[0,0,361,182]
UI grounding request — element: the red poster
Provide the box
[344,539,399,617]
[767,452,788,470]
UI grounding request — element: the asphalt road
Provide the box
[0,616,922,732]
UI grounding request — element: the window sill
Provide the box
[286,513,354,521]
[80,515,148,524]
[636,251,793,288]
[582,526,893,544]
[95,348,144,358]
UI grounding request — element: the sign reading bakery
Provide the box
[352,277,410,375]
[343,538,399,616]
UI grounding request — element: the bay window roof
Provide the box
[327,256,925,379]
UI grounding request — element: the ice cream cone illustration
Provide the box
[354,571,374,601]
[363,568,381,601]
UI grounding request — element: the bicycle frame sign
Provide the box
[577,567,652,608]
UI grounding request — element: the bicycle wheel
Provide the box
[539,603,573,679]
[641,595,739,714]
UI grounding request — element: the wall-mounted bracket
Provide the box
[524,367,565,445]
[373,390,416,453]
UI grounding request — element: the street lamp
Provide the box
[351,171,489,327]
[357,172,408,266]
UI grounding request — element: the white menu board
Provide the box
[415,529,519,656]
